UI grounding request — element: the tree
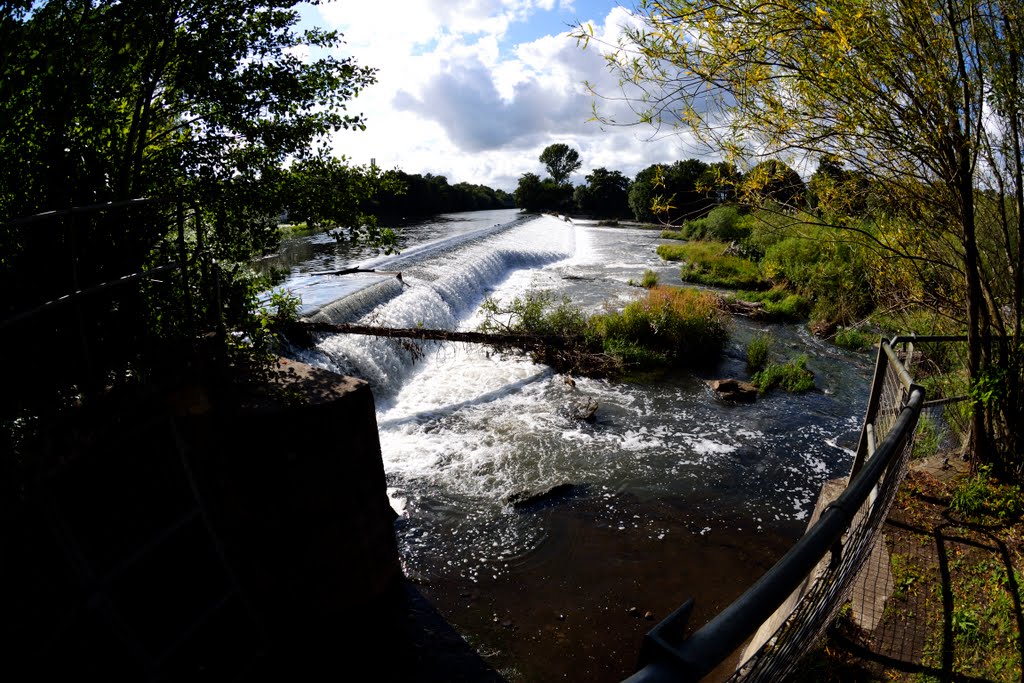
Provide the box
[514,172,571,212]
[0,1,381,444]
[807,155,870,216]
[628,159,714,223]
[539,143,582,185]
[286,156,401,248]
[576,0,1024,472]
[574,167,631,217]
[743,160,806,209]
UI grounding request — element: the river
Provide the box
[262,209,874,681]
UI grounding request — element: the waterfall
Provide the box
[308,215,576,396]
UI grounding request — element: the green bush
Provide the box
[746,211,874,330]
[703,205,751,241]
[590,286,729,367]
[641,269,659,288]
[657,240,766,289]
[477,291,588,337]
[660,229,686,240]
[833,328,877,352]
[477,287,728,373]
[746,332,772,371]
[752,355,815,393]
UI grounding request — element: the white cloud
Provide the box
[314,1,718,191]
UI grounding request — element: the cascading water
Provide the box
[273,209,874,682]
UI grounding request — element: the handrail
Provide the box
[623,339,926,682]
[0,261,184,330]
[2,196,176,227]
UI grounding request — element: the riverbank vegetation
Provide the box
[477,286,727,376]
[575,0,1024,475]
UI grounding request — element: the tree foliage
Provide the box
[574,167,631,217]
[628,159,719,223]
[514,172,572,212]
[577,0,1024,473]
[0,1,381,434]
[539,143,582,185]
[370,171,513,218]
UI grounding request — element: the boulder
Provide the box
[571,397,599,421]
[507,483,579,509]
[706,378,758,403]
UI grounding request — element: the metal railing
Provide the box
[625,336,927,682]
[0,197,226,408]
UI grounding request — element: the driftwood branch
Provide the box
[292,320,575,349]
[287,321,619,376]
[718,297,768,319]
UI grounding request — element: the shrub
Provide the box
[477,287,728,373]
[833,327,876,352]
[702,205,751,241]
[759,229,873,328]
[746,332,772,371]
[478,291,587,337]
[660,229,686,240]
[752,355,815,393]
[657,240,766,289]
[641,269,659,288]
[590,286,728,367]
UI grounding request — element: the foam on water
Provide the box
[292,214,872,580]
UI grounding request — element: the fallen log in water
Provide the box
[291,320,569,348]
[286,321,621,377]
[718,297,768,319]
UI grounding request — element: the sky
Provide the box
[301,0,714,192]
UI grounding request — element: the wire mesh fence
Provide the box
[626,338,927,682]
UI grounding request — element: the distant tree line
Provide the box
[513,144,827,222]
[370,171,514,219]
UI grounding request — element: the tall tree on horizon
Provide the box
[539,143,582,185]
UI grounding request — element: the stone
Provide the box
[571,397,599,421]
[508,482,579,509]
[706,378,758,403]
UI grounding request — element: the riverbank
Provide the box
[800,455,1024,682]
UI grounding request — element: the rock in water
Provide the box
[507,483,579,509]
[706,378,758,403]
[572,397,599,421]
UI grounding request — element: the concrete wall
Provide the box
[8,358,403,679]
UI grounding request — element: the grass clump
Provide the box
[657,240,766,289]
[591,286,728,368]
[751,355,815,393]
[833,327,876,352]
[641,269,659,288]
[734,287,811,320]
[478,287,728,374]
[660,229,686,240]
[746,332,772,371]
